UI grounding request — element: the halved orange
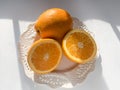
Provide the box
[62,29,97,64]
[27,39,62,74]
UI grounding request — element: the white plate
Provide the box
[18,17,98,88]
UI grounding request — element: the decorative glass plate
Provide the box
[18,17,98,88]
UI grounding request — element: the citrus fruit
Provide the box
[62,29,97,64]
[27,39,62,74]
[34,8,73,42]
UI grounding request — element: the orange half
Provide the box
[62,29,97,64]
[27,39,62,74]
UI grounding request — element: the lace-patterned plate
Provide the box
[18,17,98,88]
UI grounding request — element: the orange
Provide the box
[34,8,73,42]
[62,29,97,64]
[27,39,62,74]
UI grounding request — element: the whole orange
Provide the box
[34,8,73,42]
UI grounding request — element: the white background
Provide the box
[0,0,120,90]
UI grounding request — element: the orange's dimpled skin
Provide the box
[34,8,73,42]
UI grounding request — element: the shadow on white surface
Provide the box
[0,0,120,90]
[74,55,109,90]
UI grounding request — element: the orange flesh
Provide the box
[66,32,94,60]
[31,43,60,71]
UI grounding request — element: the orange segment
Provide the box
[27,39,62,74]
[62,29,97,64]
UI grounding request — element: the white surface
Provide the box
[0,0,120,90]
